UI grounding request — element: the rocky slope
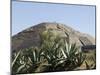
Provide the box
[12,22,95,52]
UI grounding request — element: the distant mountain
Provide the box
[12,22,95,52]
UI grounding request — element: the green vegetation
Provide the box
[12,30,96,74]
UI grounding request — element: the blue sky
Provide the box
[12,1,96,37]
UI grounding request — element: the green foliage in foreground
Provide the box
[12,30,95,74]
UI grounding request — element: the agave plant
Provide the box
[55,39,86,71]
[12,47,45,74]
[39,30,86,71]
[12,30,87,74]
[39,30,63,71]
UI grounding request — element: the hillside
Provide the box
[12,22,95,52]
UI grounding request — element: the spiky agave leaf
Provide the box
[12,50,21,67]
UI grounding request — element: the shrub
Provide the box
[12,30,86,74]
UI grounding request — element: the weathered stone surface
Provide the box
[12,22,95,52]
